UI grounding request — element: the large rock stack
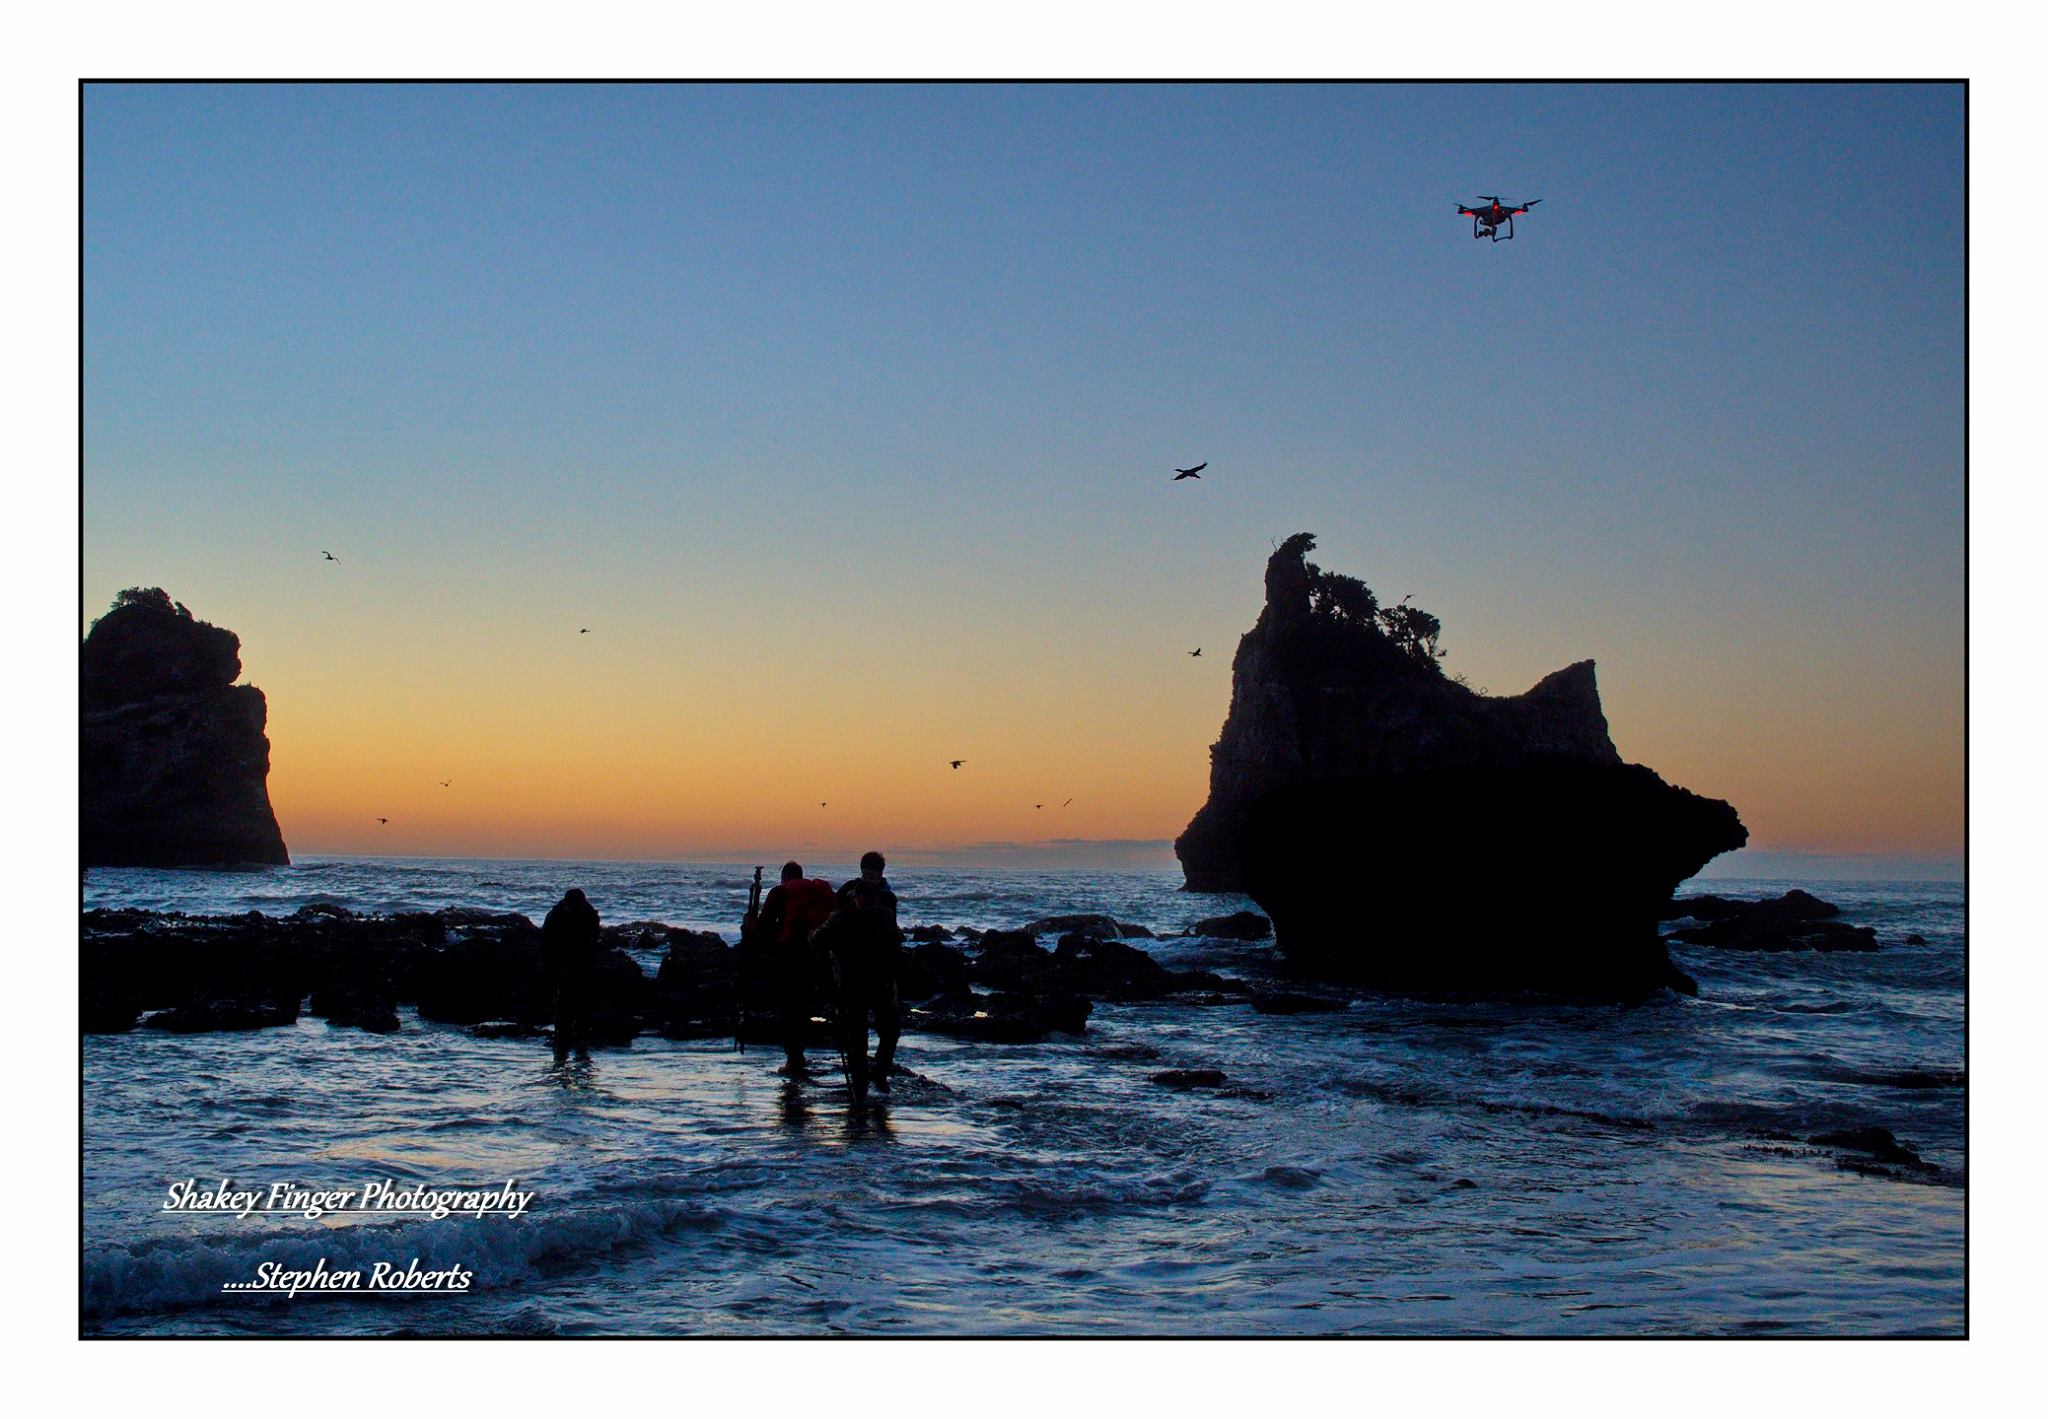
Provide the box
[1175,535,1745,998]
[81,588,290,867]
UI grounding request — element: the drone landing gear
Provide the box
[1489,216,1516,242]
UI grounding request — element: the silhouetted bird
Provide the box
[579,628,590,635]
[1062,798,1073,807]
[439,780,452,788]
[1189,648,1202,657]
[1173,464,1206,480]
[820,802,827,808]
[375,817,389,826]
[949,760,965,769]
[321,551,339,561]
[1035,804,1044,810]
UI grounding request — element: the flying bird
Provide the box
[439,780,452,788]
[1062,798,1073,807]
[949,759,966,769]
[375,817,389,826]
[1035,803,1044,810]
[321,551,339,562]
[1172,463,1206,480]
[1189,648,1202,658]
[579,628,590,635]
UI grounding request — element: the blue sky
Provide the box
[83,83,1964,866]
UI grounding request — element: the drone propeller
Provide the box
[1519,198,1542,210]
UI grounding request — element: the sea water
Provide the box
[81,858,1964,1335]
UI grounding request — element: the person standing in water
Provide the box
[541,887,601,1059]
[751,861,838,1077]
[815,850,904,1100]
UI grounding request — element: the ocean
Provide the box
[81,857,1965,1336]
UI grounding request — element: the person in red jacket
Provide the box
[752,861,837,1077]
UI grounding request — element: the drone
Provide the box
[1456,196,1541,242]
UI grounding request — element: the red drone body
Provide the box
[1456,196,1542,242]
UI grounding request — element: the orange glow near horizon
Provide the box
[204,575,1961,867]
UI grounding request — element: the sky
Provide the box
[81,82,1965,872]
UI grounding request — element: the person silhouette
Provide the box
[813,851,904,1101]
[752,861,838,1077]
[541,887,601,1059]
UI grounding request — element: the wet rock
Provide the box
[587,948,654,1022]
[909,987,1090,1042]
[969,932,1055,993]
[906,924,956,943]
[1809,1126,1938,1173]
[411,924,647,1035]
[1150,1069,1227,1090]
[1050,934,1178,1000]
[1661,889,1839,923]
[898,941,970,1001]
[1020,913,1152,940]
[1661,890,1877,952]
[1668,918,1879,953]
[601,921,680,954]
[1189,911,1272,940]
[82,991,143,1034]
[1905,933,1928,946]
[308,985,399,1034]
[413,931,549,1026]
[1167,969,1252,996]
[1022,990,1094,1035]
[1861,1067,1964,1090]
[143,993,299,1033]
[1262,1165,1321,1188]
[80,908,441,1036]
[651,934,740,1031]
[1089,1043,1163,1062]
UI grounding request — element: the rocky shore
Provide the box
[82,885,1910,1040]
[81,905,1274,1043]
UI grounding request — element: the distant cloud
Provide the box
[893,838,1180,871]
[1694,848,1964,883]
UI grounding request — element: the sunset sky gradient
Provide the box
[82,83,1964,871]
